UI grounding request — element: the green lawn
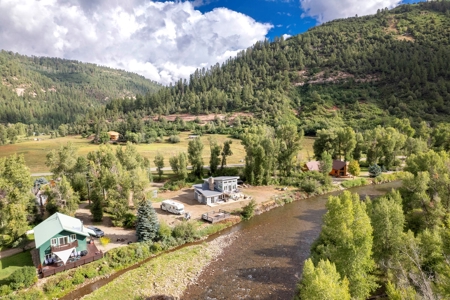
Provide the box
[0,251,34,285]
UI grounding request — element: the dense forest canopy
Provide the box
[2,2,450,137]
[0,51,161,126]
[98,1,450,134]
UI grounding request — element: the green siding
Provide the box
[37,230,87,265]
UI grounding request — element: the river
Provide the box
[182,181,402,300]
[62,181,401,300]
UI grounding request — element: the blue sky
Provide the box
[0,0,423,84]
[191,0,420,40]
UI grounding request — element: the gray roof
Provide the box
[33,212,90,249]
[193,184,223,197]
[203,176,239,182]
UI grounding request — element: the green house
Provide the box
[33,212,94,266]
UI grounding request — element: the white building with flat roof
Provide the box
[193,176,239,205]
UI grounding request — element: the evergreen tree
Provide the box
[136,200,159,242]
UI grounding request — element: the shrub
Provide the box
[100,236,110,246]
[168,135,180,143]
[241,200,257,221]
[9,266,37,290]
[72,269,85,285]
[301,178,320,194]
[43,278,60,294]
[341,178,368,188]
[368,164,382,177]
[57,278,72,291]
[172,221,198,242]
[98,264,112,276]
[123,213,137,229]
[0,285,12,296]
[82,265,98,279]
[158,221,172,241]
[348,160,361,177]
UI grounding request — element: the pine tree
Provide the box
[136,200,159,242]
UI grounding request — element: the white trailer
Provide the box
[160,200,185,215]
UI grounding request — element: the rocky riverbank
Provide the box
[82,232,240,299]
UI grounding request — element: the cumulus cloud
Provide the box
[300,0,402,23]
[0,0,271,84]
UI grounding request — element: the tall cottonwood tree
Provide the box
[0,155,33,243]
[221,140,233,170]
[45,142,78,177]
[311,191,377,299]
[298,259,351,300]
[208,138,221,175]
[188,138,204,178]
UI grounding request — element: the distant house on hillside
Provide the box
[193,176,239,205]
[303,160,349,177]
[107,131,120,141]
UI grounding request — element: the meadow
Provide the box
[0,132,315,173]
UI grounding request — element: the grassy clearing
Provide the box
[0,133,315,173]
[83,244,210,300]
[0,251,33,285]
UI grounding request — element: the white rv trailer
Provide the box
[160,200,185,215]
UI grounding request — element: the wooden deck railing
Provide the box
[41,251,103,278]
[51,240,78,252]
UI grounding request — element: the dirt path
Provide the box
[0,241,35,259]
[75,203,137,252]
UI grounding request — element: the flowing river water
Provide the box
[182,181,402,300]
[63,181,401,300]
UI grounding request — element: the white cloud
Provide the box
[282,34,292,39]
[300,0,402,23]
[0,0,272,84]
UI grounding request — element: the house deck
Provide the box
[32,242,103,278]
[202,209,232,223]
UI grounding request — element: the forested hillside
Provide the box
[0,51,161,126]
[103,1,450,134]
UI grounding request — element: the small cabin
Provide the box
[303,160,348,177]
[107,131,120,141]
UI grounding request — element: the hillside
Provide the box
[0,51,161,126]
[101,1,450,134]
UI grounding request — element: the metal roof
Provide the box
[194,185,223,197]
[203,176,239,182]
[33,212,90,249]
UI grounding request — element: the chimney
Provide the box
[209,177,215,191]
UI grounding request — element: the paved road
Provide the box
[30,164,245,177]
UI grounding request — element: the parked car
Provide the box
[87,226,104,238]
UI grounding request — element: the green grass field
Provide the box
[0,133,315,173]
[0,251,33,285]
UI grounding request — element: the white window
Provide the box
[58,236,69,246]
[50,238,57,246]
[70,234,76,242]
